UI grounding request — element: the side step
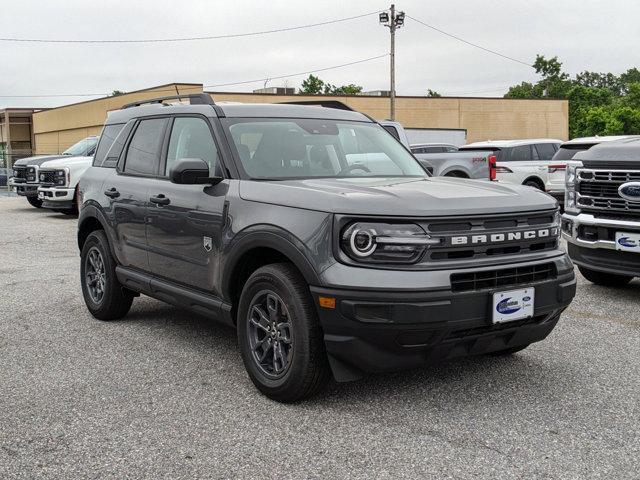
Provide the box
[115,266,234,327]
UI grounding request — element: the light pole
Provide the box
[380,5,405,120]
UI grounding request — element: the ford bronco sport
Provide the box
[77,94,576,402]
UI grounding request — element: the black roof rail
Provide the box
[122,93,215,109]
[278,100,355,111]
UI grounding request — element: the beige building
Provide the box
[32,82,568,154]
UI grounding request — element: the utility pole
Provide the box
[380,5,405,120]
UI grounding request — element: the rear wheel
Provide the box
[26,196,42,208]
[578,266,633,287]
[444,171,468,178]
[237,263,330,402]
[81,230,134,320]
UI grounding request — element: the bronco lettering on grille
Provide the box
[450,228,557,246]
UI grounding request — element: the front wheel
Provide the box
[578,266,633,287]
[26,196,42,208]
[523,180,543,190]
[237,263,330,402]
[80,230,134,320]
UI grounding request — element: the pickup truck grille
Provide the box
[577,169,640,216]
[418,210,559,263]
[38,170,57,184]
[12,166,27,180]
[451,263,557,292]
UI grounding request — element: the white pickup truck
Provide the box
[37,136,99,213]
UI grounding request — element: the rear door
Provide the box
[106,117,169,271]
[499,145,547,188]
[145,115,227,293]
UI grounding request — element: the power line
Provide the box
[0,11,380,44]
[0,53,389,98]
[204,53,389,88]
[406,15,533,68]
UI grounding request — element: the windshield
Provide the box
[224,119,426,179]
[63,137,98,156]
[551,145,592,161]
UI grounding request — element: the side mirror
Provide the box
[169,158,222,185]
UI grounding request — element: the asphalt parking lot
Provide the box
[1,196,639,479]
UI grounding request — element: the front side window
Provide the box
[225,119,426,179]
[123,118,167,176]
[166,117,219,176]
[63,136,99,156]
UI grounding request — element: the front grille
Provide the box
[39,170,57,184]
[13,166,27,180]
[419,211,559,262]
[450,262,557,292]
[577,168,640,216]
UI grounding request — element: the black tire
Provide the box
[80,230,134,321]
[489,344,530,356]
[237,263,330,402]
[523,179,543,190]
[26,196,42,208]
[578,266,633,287]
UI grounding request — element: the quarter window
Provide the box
[93,124,124,167]
[166,117,219,176]
[124,118,167,176]
[535,143,558,160]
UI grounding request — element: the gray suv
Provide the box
[77,94,576,402]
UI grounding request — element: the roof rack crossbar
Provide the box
[278,100,355,111]
[122,93,215,109]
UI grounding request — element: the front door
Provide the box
[146,116,227,293]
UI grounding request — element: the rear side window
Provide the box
[423,146,446,153]
[123,118,167,176]
[93,124,124,167]
[535,143,557,160]
[508,145,533,161]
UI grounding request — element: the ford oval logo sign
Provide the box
[618,182,640,203]
[496,297,521,315]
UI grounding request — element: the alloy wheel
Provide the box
[85,247,106,303]
[247,290,294,379]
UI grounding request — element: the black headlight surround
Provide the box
[336,217,435,265]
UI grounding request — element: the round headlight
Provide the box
[350,228,377,257]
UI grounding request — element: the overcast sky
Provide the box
[1,0,639,109]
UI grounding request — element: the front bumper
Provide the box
[562,212,640,276]
[8,178,39,197]
[38,186,75,209]
[311,255,576,381]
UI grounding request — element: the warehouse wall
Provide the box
[32,83,203,154]
[32,83,568,154]
[210,92,569,143]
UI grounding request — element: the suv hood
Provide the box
[239,176,557,216]
[13,154,70,167]
[38,155,93,169]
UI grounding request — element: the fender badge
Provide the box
[203,236,212,252]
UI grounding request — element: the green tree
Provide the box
[110,90,125,96]
[299,74,325,94]
[505,55,640,138]
[426,89,442,97]
[299,75,363,95]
